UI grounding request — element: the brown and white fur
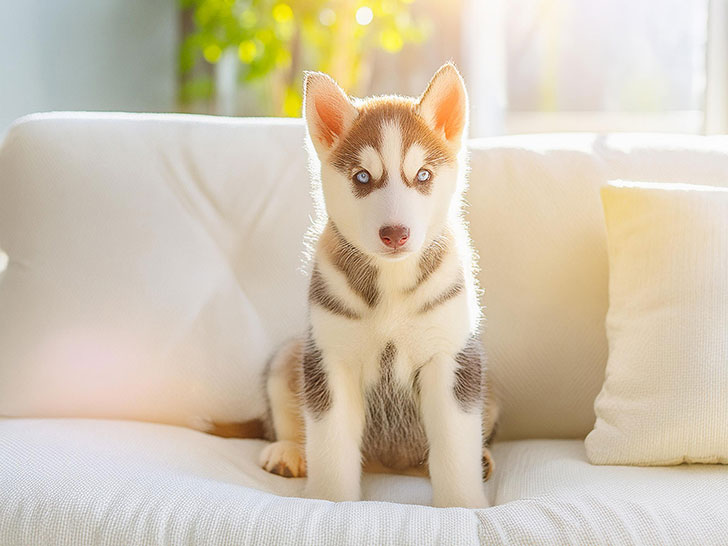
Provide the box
[257,64,497,508]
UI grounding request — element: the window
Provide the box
[465,0,723,136]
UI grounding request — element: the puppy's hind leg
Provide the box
[259,337,307,478]
[481,374,500,482]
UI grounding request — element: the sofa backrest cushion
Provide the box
[468,133,728,438]
[1,113,727,439]
[0,114,311,429]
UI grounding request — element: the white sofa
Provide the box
[1,113,727,545]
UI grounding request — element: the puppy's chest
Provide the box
[352,284,468,365]
[355,286,468,469]
[360,342,428,469]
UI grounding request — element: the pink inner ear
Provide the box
[315,96,343,146]
[434,86,465,141]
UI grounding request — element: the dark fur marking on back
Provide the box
[309,266,360,319]
[361,342,429,470]
[330,224,379,307]
[302,337,331,417]
[453,335,484,411]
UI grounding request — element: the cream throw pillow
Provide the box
[586,181,728,465]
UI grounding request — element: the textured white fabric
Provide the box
[0,419,482,545]
[2,419,728,545]
[0,113,312,429]
[480,439,728,544]
[3,114,728,440]
[585,181,728,465]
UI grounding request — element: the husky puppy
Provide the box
[259,63,496,508]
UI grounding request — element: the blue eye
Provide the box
[417,168,431,182]
[355,170,371,184]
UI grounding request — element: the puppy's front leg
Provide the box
[303,354,364,502]
[420,353,489,508]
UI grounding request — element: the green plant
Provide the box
[179,0,430,116]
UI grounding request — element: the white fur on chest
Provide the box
[310,225,477,389]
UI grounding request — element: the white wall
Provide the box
[0,0,178,133]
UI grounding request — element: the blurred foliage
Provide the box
[179,0,430,116]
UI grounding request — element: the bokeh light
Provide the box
[319,8,336,26]
[203,44,222,63]
[356,6,374,25]
[272,3,293,23]
[238,40,257,63]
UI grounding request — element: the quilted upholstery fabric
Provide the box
[2,113,728,440]
[2,418,727,545]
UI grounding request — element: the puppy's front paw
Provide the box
[482,447,495,482]
[259,440,307,478]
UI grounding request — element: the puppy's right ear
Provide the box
[303,71,358,155]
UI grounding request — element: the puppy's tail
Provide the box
[205,419,267,439]
[198,337,305,441]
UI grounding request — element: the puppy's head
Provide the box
[304,63,468,261]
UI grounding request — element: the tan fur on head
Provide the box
[302,64,469,261]
[304,62,468,154]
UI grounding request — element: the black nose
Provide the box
[379,225,410,249]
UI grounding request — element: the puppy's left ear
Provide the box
[303,71,358,155]
[418,63,468,144]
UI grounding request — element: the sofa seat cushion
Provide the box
[2,419,727,545]
[485,440,728,543]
